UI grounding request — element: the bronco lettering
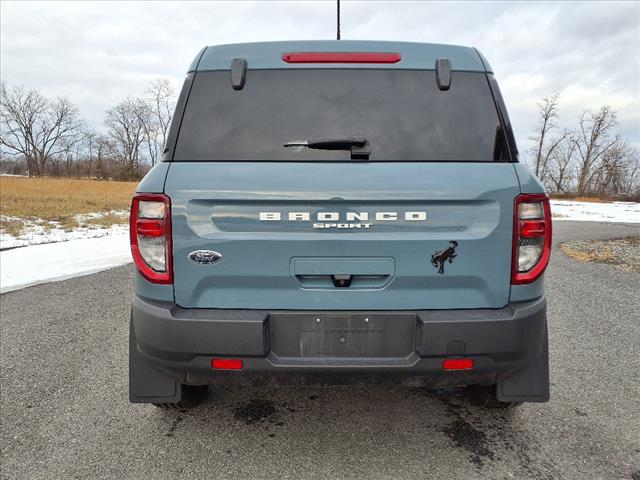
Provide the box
[259,211,427,222]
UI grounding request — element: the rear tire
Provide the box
[153,385,208,410]
[464,385,522,409]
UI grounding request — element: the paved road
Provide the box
[1,221,639,480]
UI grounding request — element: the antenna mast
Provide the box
[337,0,341,40]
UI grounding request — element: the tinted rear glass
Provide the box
[174,69,508,161]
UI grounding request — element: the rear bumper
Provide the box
[130,294,549,402]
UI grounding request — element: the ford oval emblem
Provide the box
[188,250,223,265]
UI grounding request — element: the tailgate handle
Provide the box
[295,273,390,289]
[291,257,395,289]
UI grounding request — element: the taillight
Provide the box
[130,193,172,284]
[512,193,552,285]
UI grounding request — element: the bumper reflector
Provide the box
[211,358,244,370]
[442,358,474,371]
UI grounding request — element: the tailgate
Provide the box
[166,162,518,310]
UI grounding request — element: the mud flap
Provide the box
[497,327,550,403]
[129,317,182,404]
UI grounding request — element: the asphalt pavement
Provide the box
[1,221,639,480]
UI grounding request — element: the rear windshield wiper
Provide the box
[284,137,371,159]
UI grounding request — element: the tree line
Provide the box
[528,94,639,197]
[0,80,174,180]
[1,81,639,197]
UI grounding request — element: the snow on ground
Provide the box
[0,211,128,249]
[0,229,131,293]
[0,201,638,294]
[550,200,640,223]
[0,211,131,293]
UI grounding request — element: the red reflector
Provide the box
[282,52,401,64]
[442,358,474,371]
[520,220,546,238]
[211,358,243,370]
[136,219,164,237]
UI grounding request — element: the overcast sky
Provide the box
[1,0,639,156]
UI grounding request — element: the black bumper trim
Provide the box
[130,295,548,401]
[132,294,546,361]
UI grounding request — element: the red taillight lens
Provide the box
[442,358,474,371]
[282,52,401,64]
[211,358,244,370]
[512,194,552,285]
[130,193,172,284]
[136,219,164,237]
[520,220,546,238]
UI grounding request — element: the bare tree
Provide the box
[574,106,620,195]
[105,97,146,180]
[0,83,44,175]
[146,79,175,164]
[539,130,571,182]
[133,79,176,167]
[79,129,98,177]
[133,99,157,166]
[529,94,564,181]
[94,135,115,179]
[591,140,636,195]
[527,94,639,197]
[0,83,83,176]
[546,133,578,193]
[623,156,640,197]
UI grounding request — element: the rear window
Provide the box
[174,69,509,162]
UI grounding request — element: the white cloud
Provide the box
[560,84,636,113]
[1,0,638,153]
[502,74,547,95]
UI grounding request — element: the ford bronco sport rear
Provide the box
[129,41,551,409]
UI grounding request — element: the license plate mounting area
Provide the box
[269,313,416,358]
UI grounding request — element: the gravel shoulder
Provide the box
[1,221,639,480]
[561,236,640,273]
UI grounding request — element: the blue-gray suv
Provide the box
[129,41,552,409]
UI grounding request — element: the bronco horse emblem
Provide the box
[431,241,458,274]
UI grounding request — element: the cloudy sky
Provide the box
[1,1,639,155]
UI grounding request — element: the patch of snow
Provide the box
[0,173,28,177]
[0,211,128,249]
[0,230,131,293]
[74,210,128,222]
[550,200,640,224]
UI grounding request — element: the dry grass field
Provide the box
[0,177,137,236]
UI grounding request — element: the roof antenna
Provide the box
[336,0,341,40]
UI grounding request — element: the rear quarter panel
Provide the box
[510,163,547,302]
[134,163,174,302]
